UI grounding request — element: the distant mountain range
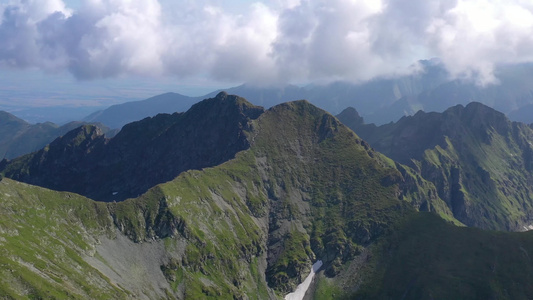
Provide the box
[203,61,533,125]
[9,106,107,125]
[1,92,262,202]
[82,92,202,129]
[81,59,449,129]
[8,60,533,129]
[0,111,113,159]
[91,61,533,128]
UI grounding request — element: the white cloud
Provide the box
[425,0,533,84]
[1,0,533,85]
[78,0,165,77]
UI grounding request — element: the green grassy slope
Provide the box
[252,101,409,290]
[0,178,125,299]
[353,212,533,299]
[6,173,532,299]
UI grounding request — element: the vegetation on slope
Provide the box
[339,102,533,231]
[5,95,533,299]
[0,179,124,299]
[241,100,447,292]
[0,96,442,298]
[354,212,533,299]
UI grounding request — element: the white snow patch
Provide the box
[284,260,323,300]
[523,224,533,231]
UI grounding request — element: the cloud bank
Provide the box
[1,0,533,85]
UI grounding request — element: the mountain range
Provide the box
[76,59,451,129]
[9,60,533,130]
[0,93,263,202]
[2,93,533,298]
[0,111,113,160]
[337,102,533,231]
[82,92,202,130]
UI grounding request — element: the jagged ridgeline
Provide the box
[338,102,533,231]
[0,92,264,202]
[3,93,533,299]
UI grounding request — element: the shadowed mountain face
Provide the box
[352,212,533,299]
[0,92,264,202]
[338,102,533,231]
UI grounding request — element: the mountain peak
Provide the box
[337,107,364,128]
[0,111,28,126]
[343,101,533,231]
[442,101,510,138]
[187,92,264,122]
[61,124,103,140]
[216,91,229,99]
[270,99,317,113]
[1,94,265,202]
[462,101,506,120]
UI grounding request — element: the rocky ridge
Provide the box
[338,102,533,230]
[0,92,263,202]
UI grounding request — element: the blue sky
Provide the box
[63,0,81,9]
[1,0,533,110]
